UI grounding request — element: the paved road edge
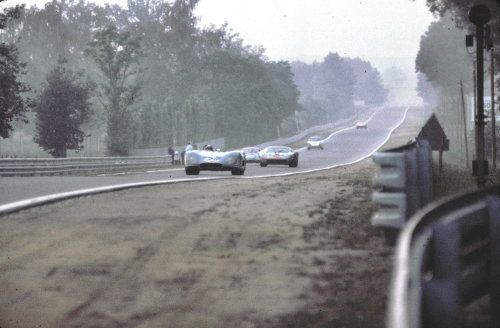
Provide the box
[0,108,409,216]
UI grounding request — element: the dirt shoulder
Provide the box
[0,158,391,328]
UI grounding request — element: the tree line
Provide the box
[292,53,387,127]
[0,0,387,157]
[413,0,500,167]
[414,0,500,101]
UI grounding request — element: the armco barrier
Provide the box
[371,139,433,234]
[254,106,379,149]
[0,155,172,176]
[388,186,500,328]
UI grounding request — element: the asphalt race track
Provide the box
[0,106,406,205]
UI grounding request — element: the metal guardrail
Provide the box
[0,155,172,176]
[388,186,500,328]
[371,139,433,237]
[254,107,377,149]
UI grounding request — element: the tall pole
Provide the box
[460,80,470,168]
[476,24,486,187]
[474,62,477,117]
[491,48,497,171]
[469,5,490,188]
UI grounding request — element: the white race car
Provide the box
[355,121,367,129]
[259,146,298,167]
[241,147,261,163]
[307,136,324,150]
[184,148,246,175]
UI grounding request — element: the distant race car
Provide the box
[241,147,261,163]
[184,148,246,175]
[259,146,298,167]
[307,136,324,150]
[355,121,367,129]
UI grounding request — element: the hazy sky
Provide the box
[2,0,435,63]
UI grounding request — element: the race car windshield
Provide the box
[243,148,259,153]
[268,147,290,153]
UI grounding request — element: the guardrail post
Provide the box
[372,140,435,244]
[371,152,407,231]
[405,147,420,218]
[417,140,433,207]
[423,221,462,328]
[488,196,500,327]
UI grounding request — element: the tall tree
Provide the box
[291,53,357,127]
[0,1,31,139]
[86,25,143,156]
[415,1,499,95]
[420,0,479,21]
[347,57,388,106]
[416,72,439,106]
[1,0,303,149]
[415,14,471,93]
[34,60,92,157]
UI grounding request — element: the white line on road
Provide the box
[297,108,382,151]
[250,107,409,178]
[0,107,409,216]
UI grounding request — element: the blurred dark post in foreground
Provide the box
[469,5,491,188]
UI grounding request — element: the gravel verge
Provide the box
[0,159,391,328]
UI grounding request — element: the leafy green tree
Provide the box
[138,103,156,147]
[415,14,471,93]
[1,0,303,149]
[137,99,176,148]
[420,0,477,20]
[347,57,388,106]
[415,1,500,96]
[204,46,299,146]
[298,97,329,126]
[2,1,114,95]
[180,94,215,143]
[316,53,356,119]
[266,60,301,129]
[162,0,201,106]
[416,72,439,106]
[126,0,174,102]
[292,53,356,126]
[414,10,478,166]
[86,25,143,156]
[0,1,118,140]
[34,60,92,157]
[0,1,31,139]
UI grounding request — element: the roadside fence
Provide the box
[371,112,449,243]
[0,155,172,176]
[388,186,500,328]
[371,139,433,240]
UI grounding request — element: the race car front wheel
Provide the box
[231,168,245,175]
[185,167,200,175]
